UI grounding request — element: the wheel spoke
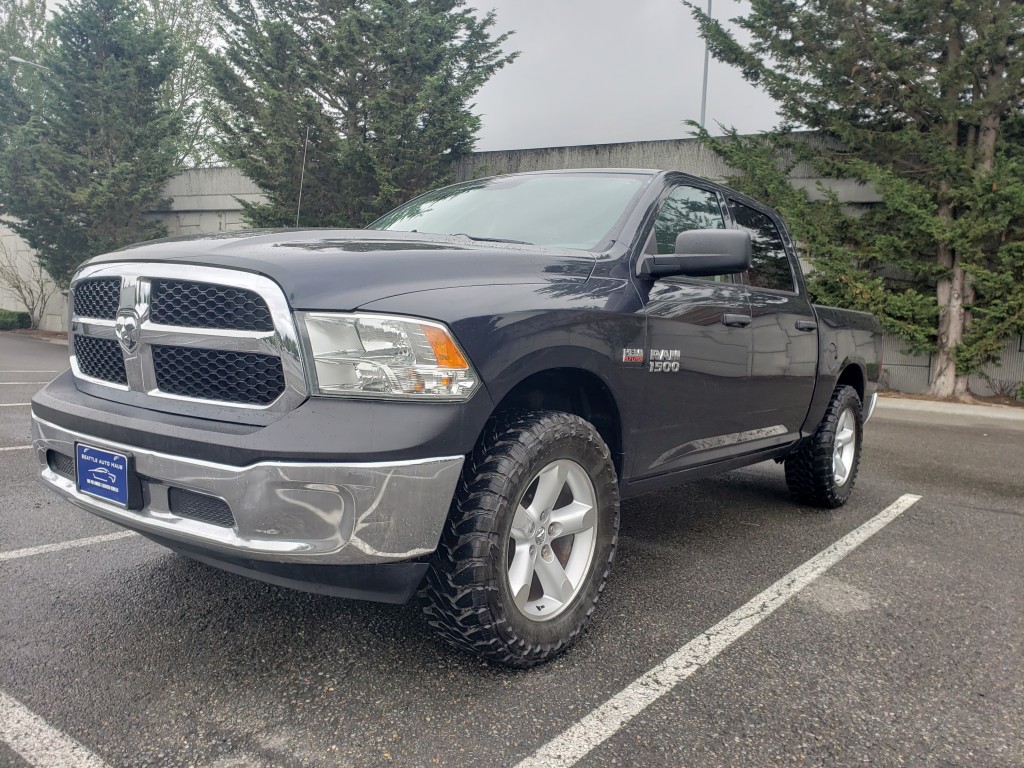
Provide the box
[831,407,857,485]
[834,452,848,482]
[549,500,595,537]
[534,554,576,605]
[507,543,536,610]
[510,504,534,545]
[529,461,569,516]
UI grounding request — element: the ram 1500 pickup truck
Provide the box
[32,169,882,667]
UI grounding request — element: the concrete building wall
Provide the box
[0,168,267,331]
[0,219,65,332]
[0,154,1019,399]
[145,167,267,237]
[454,135,882,204]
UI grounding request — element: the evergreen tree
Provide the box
[144,0,219,167]
[205,0,516,228]
[688,0,1024,398]
[0,0,183,288]
[0,1,49,153]
[687,126,939,351]
[0,0,47,64]
[0,0,47,66]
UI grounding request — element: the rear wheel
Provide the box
[785,384,863,508]
[421,410,619,667]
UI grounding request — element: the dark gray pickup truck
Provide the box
[32,169,881,667]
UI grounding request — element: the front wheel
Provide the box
[785,384,863,508]
[421,411,619,668]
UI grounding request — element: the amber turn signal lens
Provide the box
[422,325,469,369]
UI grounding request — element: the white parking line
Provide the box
[517,493,924,768]
[0,403,31,407]
[0,531,137,562]
[1,371,60,374]
[0,445,32,452]
[0,690,111,768]
[0,381,49,385]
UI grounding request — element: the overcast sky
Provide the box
[471,0,781,151]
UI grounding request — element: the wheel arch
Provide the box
[798,357,869,437]
[835,359,867,404]
[489,365,624,479]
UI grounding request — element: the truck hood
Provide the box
[89,229,597,310]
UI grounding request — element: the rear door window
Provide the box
[727,200,796,292]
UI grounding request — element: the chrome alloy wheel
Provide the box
[832,408,857,485]
[506,459,598,621]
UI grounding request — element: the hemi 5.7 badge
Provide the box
[622,348,644,363]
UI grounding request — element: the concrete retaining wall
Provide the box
[145,167,266,236]
[454,135,882,204]
[1,153,1020,399]
[0,219,65,332]
[0,168,266,331]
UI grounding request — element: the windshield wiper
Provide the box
[451,232,532,245]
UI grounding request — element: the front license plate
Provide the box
[76,444,130,507]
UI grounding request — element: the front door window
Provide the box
[653,186,725,254]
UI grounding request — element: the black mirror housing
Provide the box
[638,229,752,279]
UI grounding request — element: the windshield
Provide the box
[368,173,649,250]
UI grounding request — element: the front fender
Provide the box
[359,281,647,454]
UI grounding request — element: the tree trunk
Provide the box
[929,21,971,400]
[930,192,969,399]
[930,238,967,399]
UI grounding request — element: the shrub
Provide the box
[0,308,31,330]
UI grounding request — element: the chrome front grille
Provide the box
[73,335,127,385]
[74,278,120,320]
[152,345,285,405]
[150,279,274,331]
[69,263,306,424]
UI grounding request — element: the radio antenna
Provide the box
[296,126,310,227]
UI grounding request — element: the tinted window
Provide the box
[728,201,795,291]
[653,186,724,254]
[369,173,647,250]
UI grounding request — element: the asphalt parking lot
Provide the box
[1,332,1021,768]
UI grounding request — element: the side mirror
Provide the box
[637,229,752,279]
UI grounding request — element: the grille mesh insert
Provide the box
[47,450,75,481]
[152,345,285,405]
[150,280,274,332]
[74,278,121,320]
[168,487,235,528]
[74,335,127,384]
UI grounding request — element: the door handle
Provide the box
[795,319,818,332]
[721,313,752,328]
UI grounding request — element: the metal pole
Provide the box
[699,0,712,128]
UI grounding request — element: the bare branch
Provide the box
[0,238,57,329]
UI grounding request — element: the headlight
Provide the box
[297,312,480,400]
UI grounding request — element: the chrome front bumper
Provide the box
[32,413,464,565]
[863,391,878,423]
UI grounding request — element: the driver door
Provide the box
[633,183,753,478]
